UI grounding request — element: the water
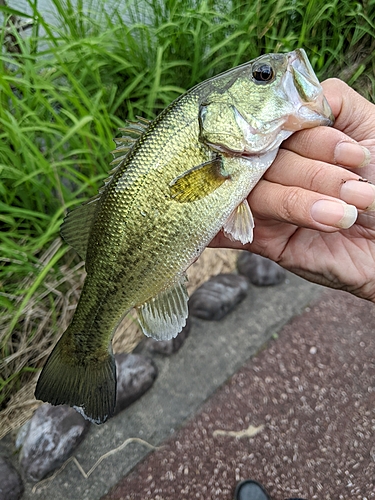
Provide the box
[9,0,139,27]
[5,0,135,52]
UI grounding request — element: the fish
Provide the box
[35,48,333,424]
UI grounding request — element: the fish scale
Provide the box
[35,49,333,423]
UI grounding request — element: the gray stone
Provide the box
[19,404,90,482]
[114,353,158,414]
[144,317,191,355]
[0,456,24,500]
[15,419,31,450]
[189,273,248,320]
[237,252,286,286]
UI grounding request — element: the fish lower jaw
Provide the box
[299,106,334,127]
[206,136,286,158]
[290,98,334,129]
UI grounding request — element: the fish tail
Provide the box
[35,328,116,424]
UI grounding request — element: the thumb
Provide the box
[322,78,375,142]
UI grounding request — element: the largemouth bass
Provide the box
[35,49,333,423]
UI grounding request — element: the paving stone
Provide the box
[19,404,90,482]
[189,273,248,320]
[0,456,24,500]
[237,252,286,286]
[144,317,191,355]
[114,353,158,414]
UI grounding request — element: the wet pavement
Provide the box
[103,288,375,500]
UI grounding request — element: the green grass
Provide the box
[1,0,375,412]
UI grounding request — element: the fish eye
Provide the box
[252,64,275,84]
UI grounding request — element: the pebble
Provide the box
[114,353,158,414]
[19,404,90,482]
[237,252,286,286]
[189,273,248,321]
[144,318,191,355]
[0,456,24,500]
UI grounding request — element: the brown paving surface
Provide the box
[102,290,375,500]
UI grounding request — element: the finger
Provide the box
[281,125,371,169]
[248,179,358,232]
[322,78,375,142]
[264,149,375,211]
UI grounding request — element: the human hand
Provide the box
[211,78,375,302]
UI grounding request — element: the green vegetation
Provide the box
[1,0,375,410]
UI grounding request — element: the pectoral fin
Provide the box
[223,199,255,244]
[136,279,189,340]
[170,156,229,203]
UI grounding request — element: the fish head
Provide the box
[198,48,334,156]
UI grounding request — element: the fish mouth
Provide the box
[286,98,334,130]
[298,99,334,127]
[285,49,335,129]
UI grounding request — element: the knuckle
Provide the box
[305,161,329,192]
[280,187,303,221]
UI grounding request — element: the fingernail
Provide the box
[334,142,371,168]
[341,180,375,211]
[311,200,357,228]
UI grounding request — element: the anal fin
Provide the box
[223,199,255,244]
[136,279,189,340]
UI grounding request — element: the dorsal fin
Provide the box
[61,117,151,260]
[110,117,151,167]
[60,196,100,261]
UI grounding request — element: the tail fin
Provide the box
[35,332,116,424]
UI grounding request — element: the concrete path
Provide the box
[24,273,325,499]
[103,288,375,500]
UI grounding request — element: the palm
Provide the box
[272,217,375,299]
[211,213,375,300]
[274,149,375,299]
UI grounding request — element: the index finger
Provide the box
[281,79,373,169]
[281,126,370,169]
